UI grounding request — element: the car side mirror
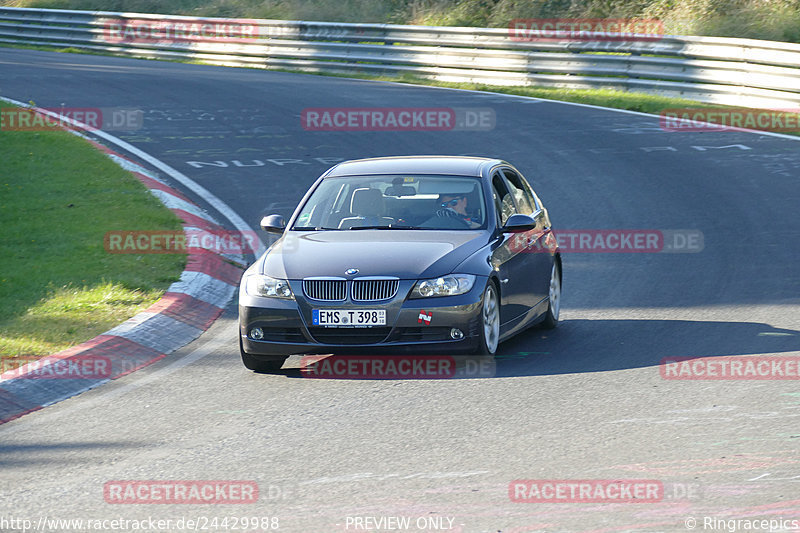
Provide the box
[260,214,286,234]
[502,213,537,233]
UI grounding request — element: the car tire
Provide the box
[540,261,561,329]
[240,337,288,373]
[476,281,500,355]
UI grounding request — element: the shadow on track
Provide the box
[495,318,800,377]
[266,319,800,380]
[0,441,146,469]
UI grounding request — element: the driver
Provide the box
[436,193,480,228]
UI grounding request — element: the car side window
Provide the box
[491,172,517,226]
[501,169,536,215]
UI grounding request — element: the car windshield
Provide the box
[292,175,487,230]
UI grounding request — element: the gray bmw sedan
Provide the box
[238,156,561,372]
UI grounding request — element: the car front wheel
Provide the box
[541,261,561,329]
[240,337,288,373]
[476,281,500,355]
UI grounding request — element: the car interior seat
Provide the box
[338,188,394,229]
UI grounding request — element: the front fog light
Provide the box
[250,327,264,340]
[450,328,464,340]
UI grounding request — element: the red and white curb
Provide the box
[0,133,245,425]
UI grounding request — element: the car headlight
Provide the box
[244,274,293,299]
[410,274,476,298]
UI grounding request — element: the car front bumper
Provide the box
[239,277,486,356]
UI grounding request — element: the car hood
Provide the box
[261,230,488,280]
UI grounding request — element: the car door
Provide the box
[502,168,553,306]
[488,170,530,326]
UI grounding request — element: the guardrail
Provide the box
[2,6,800,109]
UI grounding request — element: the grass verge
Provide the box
[0,103,186,362]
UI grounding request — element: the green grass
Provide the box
[0,105,186,360]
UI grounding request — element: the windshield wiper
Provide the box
[292,226,338,231]
[348,225,424,230]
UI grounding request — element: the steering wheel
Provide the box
[454,216,471,228]
[435,210,471,228]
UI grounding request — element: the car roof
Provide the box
[323,156,506,178]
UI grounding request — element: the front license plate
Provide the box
[312,309,387,327]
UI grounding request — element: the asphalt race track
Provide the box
[1,48,800,532]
